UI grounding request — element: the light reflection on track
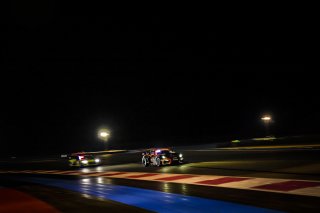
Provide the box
[17,176,283,213]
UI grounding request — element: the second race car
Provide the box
[68,152,101,167]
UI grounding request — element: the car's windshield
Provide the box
[160,150,175,155]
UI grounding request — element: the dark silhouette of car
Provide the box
[141,148,184,167]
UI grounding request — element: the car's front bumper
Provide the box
[161,157,183,165]
[69,160,100,167]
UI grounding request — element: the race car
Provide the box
[68,152,101,167]
[141,148,184,167]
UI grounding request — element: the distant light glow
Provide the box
[95,158,100,163]
[82,160,88,164]
[100,132,109,137]
[98,128,111,142]
[179,154,183,158]
[261,116,271,121]
[155,150,161,153]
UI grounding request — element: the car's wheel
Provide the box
[156,158,161,167]
[142,157,149,167]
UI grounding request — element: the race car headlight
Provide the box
[95,158,100,163]
[179,154,183,158]
[161,156,166,159]
[82,160,88,164]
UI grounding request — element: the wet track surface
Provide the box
[1,147,320,212]
[1,173,320,212]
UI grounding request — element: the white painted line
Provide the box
[218,178,286,189]
[288,186,320,197]
[172,175,222,184]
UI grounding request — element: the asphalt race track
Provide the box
[1,146,320,212]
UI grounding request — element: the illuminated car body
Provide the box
[141,148,184,167]
[68,152,101,167]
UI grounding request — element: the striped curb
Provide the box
[1,170,320,197]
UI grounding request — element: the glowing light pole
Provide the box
[98,129,110,150]
[261,115,272,136]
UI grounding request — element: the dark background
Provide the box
[1,2,315,156]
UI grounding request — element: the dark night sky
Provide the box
[1,2,315,156]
